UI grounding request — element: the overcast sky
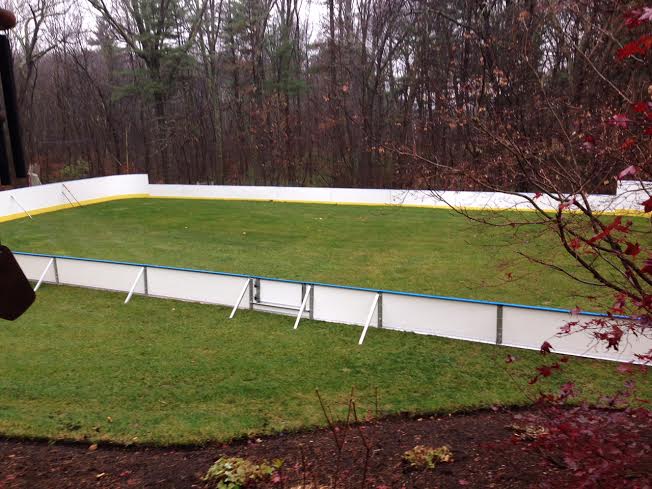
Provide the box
[74,0,328,41]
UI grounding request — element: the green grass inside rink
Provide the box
[0,286,648,445]
[1,198,649,310]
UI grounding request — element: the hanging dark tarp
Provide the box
[0,9,36,321]
[0,246,35,321]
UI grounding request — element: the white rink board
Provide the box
[0,174,149,221]
[147,268,247,307]
[15,254,57,283]
[312,286,380,327]
[258,280,303,307]
[148,181,651,213]
[382,294,496,343]
[2,176,649,221]
[56,259,145,294]
[14,252,650,363]
[502,307,652,362]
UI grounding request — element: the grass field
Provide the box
[1,198,643,309]
[1,285,649,445]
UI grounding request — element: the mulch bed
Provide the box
[0,408,645,489]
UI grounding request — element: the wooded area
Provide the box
[7,0,650,188]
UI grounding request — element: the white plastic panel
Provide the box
[11,252,652,363]
[56,259,145,293]
[0,175,149,221]
[382,294,497,343]
[257,280,302,307]
[146,183,649,213]
[2,176,649,223]
[502,307,652,362]
[15,254,57,283]
[328,188,392,204]
[147,267,246,307]
[312,286,378,327]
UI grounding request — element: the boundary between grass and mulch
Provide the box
[0,403,568,449]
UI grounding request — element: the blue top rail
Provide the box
[15,250,622,319]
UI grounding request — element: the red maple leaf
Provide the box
[625,8,652,28]
[641,196,652,213]
[624,242,641,257]
[582,134,596,151]
[620,140,637,152]
[540,341,553,355]
[612,293,628,314]
[559,197,576,211]
[610,114,631,127]
[617,363,635,374]
[642,257,652,275]
[588,216,630,243]
[633,101,652,113]
[617,35,652,60]
[533,363,561,380]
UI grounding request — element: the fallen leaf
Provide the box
[540,341,553,355]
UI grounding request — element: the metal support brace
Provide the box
[378,293,383,328]
[143,267,149,295]
[62,184,82,207]
[230,278,252,319]
[309,285,315,320]
[10,195,32,219]
[53,257,59,284]
[293,285,313,330]
[33,258,54,291]
[124,267,145,304]
[496,305,503,345]
[358,293,381,345]
[254,278,260,302]
[61,189,75,208]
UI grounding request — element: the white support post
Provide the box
[10,195,33,219]
[358,293,381,345]
[124,267,145,304]
[33,258,54,291]
[229,278,252,319]
[293,285,313,330]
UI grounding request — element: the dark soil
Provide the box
[0,408,646,489]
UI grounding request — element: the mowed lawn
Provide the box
[0,198,641,309]
[0,286,649,445]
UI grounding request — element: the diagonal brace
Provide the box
[33,258,54,291]
[229,278,252,319]
[124,267,145,304]
[358,293,381,345]
[293,285,313,330]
